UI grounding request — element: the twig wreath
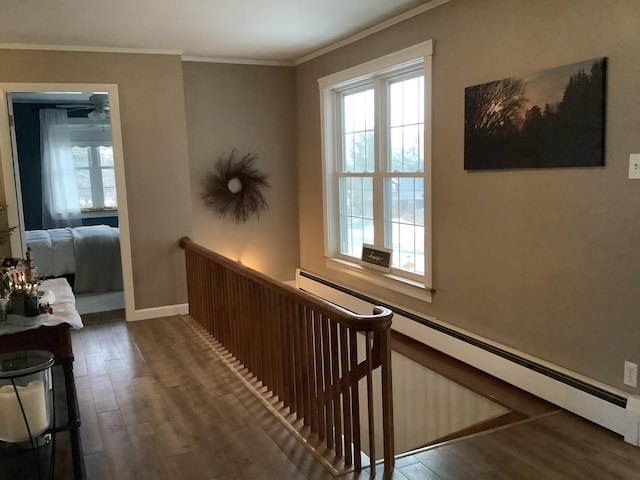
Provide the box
[202,149,271,223]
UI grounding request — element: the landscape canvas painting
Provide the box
[464,57,607,170]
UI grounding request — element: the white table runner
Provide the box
[0,278,83,335]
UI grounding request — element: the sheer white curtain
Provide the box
[40,109,82,229]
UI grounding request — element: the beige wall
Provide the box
[0,49,192,310]
[296,0,640,392]
[182,62,299,281]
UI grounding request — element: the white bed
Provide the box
[25,225,123,294]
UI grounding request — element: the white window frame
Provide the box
[69,122,117,213]
[71,144,117,211]
[319,40,434,302]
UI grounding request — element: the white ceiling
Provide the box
[0,0,443,64]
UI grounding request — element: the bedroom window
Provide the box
[72,145,117,210]
[318,40,434,301]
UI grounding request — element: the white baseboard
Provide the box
[296,269,640,446]
[127,303,189,322]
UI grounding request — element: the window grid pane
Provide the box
[101,167,118,207]
[75,167,93,209]
[71,144,119,209]
[72,146,90,167]
[388,75,424,173]
[384,176,424,275]
[101,168,116,188]
[342,88,374,173]
[99,146,114,167]
[339,176,373,257]
[102,188,118,207]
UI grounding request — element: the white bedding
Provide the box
[25,226,122,293]
[72,225,123,293]
[25,227,76,277]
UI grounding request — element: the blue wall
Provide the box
[13,104,42,230]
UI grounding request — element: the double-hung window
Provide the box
[319,41,433,300]
[69,122,117,211]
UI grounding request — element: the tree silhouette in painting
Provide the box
[465,77,527,136]
[464,58,606,170]
[464,77,527,168]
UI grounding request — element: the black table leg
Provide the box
[61,360,85,480]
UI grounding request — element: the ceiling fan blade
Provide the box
[55,104,93,109]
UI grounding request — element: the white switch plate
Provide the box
[629,154,640,179]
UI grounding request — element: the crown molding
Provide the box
[294,0,450,65]
[0,43,184,56]
[181,56,293,67]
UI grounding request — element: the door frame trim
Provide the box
[0,82,135,319]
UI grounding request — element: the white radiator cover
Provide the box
[296,269,640,446]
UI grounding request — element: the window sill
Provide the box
[324,257,433,303]
[81,208,118,219]
[81,207,117,212]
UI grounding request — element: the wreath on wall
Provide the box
[202,149,271,223]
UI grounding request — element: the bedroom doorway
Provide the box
[0,83,133,318]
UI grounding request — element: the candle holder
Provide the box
[0,350,55,478]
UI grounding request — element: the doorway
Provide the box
[0,83,134,318]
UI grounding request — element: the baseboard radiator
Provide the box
[296,269,640,447]
[179,237,396,476]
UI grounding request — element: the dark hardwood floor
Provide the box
[41,315,640,479]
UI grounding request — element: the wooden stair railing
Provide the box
[179,237,395,476]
